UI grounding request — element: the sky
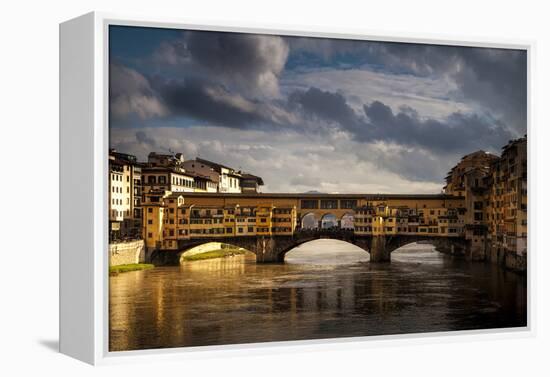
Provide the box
[109,25,527,194]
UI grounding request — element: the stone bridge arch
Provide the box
[340,212,355,230]
[299,212,319,230]
[320,213,338,229]
[149,232,467,265]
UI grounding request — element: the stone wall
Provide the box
[437,238,526,273]
[109,240,145,266]
[504,251,527,272]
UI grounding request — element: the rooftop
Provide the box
[195,157,236,173]
[166,192,463,200]
[239,173,265,185]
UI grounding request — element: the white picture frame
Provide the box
[59,11,535,365]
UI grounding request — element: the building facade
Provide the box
[141,152,195,194]
[108,150,142,240]
[192,158,242,193]
[444,136,527,266]
[240,173,264,193]
[487,137,528,258]
[444,150,499,197]
[141,193,464,251]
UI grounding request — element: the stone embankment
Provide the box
[435,239,526,273]
[109,240,145,266]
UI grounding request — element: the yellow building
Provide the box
[487,137,527,256]
[141,193,465,252]
[141,192,303,250]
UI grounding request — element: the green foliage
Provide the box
[109,263,154,274]
[183,248,247,261]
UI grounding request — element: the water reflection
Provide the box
[109,242,527,351]
[285,239,369,265]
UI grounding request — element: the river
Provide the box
[109,240,527,351]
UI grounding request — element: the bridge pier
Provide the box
[369,235,391,263]
[254,236,285,263]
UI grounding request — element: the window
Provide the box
[320,199,338,209]
[301,200,318,209]
[148,233,153,238]
[340,200,357,209]
[238,228,243,233]
[148,208,153,213]
[473,228,484,236]
[474,201,483,210]
[226,227,233,233]
[474,212,483,221]
[148,220,153,224]
[248,226,254,232]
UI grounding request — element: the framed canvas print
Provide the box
[59,12,533,365]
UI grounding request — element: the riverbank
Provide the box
[110,239,145,266]
[109,263,154,274]
[435,244,526,273]
[182,248,247,261]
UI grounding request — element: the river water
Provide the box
[109,240,527,351]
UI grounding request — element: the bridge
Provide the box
[142,192,469,265]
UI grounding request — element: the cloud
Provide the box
[155,31,289,98]
[364,43,527,134]
[287,39,526,135]
[452,48,527,135]
[290,174,323,187]
[135,130,156,147]
[110,125,446,194]
[109,63,167,120]
[108,29,526,193]
[363,100,514,154]
[281,66,470,121]
[288,87,362,132]
[285,85,513,155]
[153,77,298,130]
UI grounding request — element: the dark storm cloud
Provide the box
[453,48,527,135]
[287,86,513,154]
[363,100,514,153]
[152,76,298,129]
[288,87,361,130]
[378,43,527,134]
[111,55,515,158]
[156,31,289,97]
[157,78,268,128]
[288,39,527,134]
